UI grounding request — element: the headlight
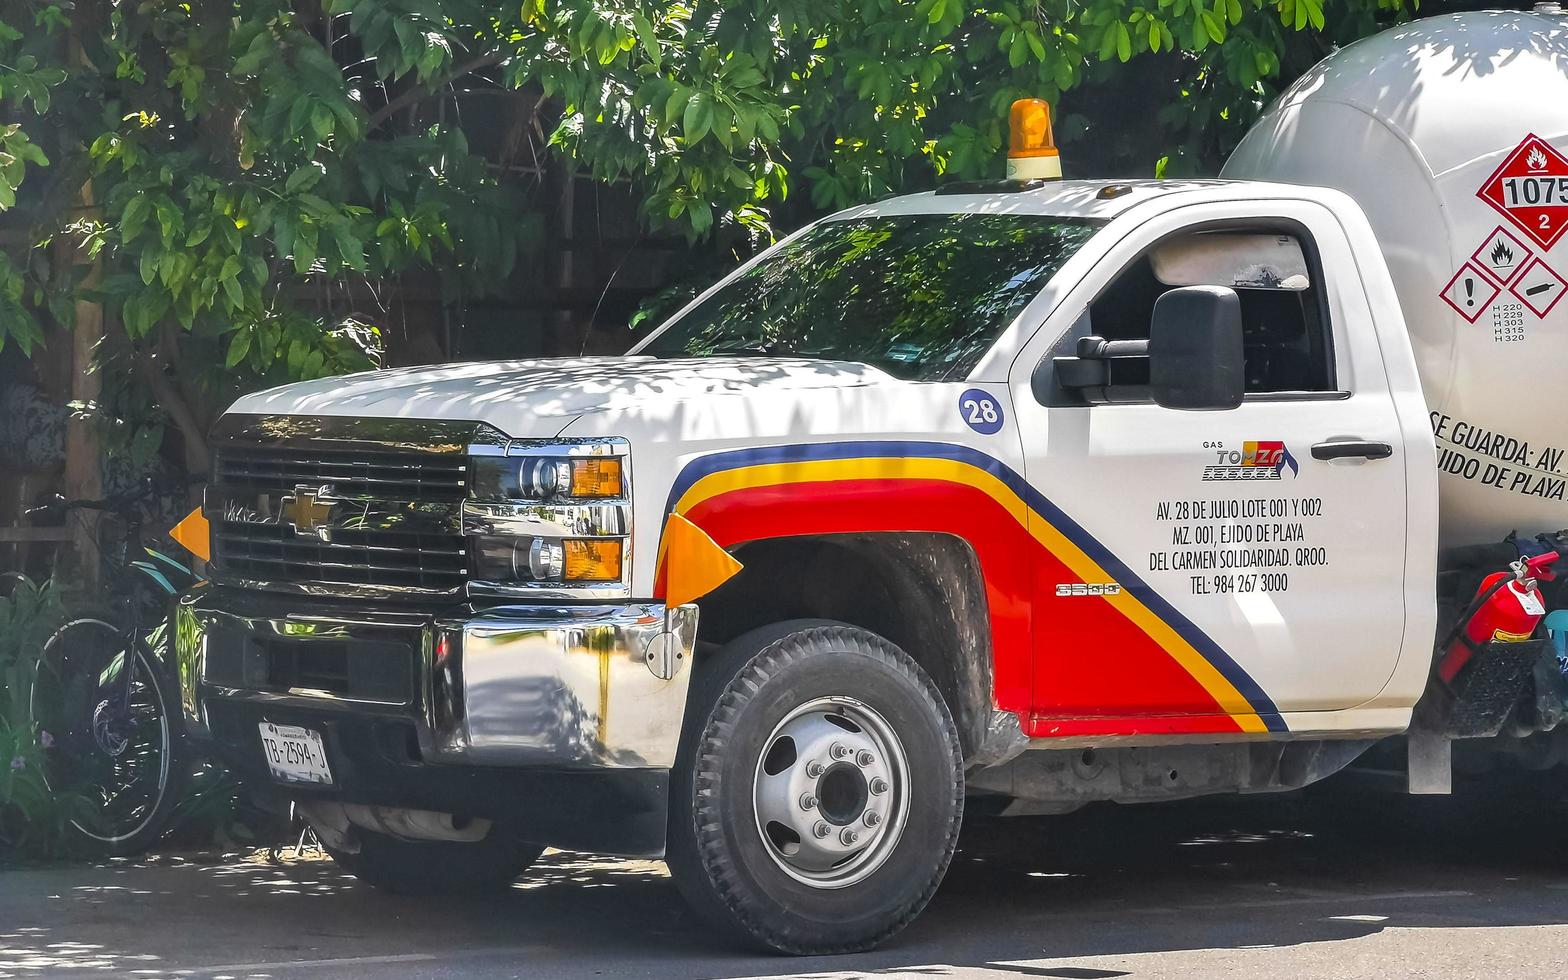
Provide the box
[465,439,630,593]
[473,535,624,583]
[472,456,624,501]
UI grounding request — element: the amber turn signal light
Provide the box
[564,539,624,581]
[570,458,624,497]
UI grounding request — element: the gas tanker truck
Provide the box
[167,6,1568,954]
[1225,4,1568,548]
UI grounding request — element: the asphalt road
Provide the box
[7,774,1568,980]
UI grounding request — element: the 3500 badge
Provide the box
[1055,583,1123,597]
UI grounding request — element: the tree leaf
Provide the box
[683,93,714,144]
[1201,10,1224,43]
[289,97,314,136]
[1098,25,1119,60]
[225,329,251,367]
[632,14,661,69]
[294,223,319,274]
[286,165,323,193]
[121,196,150,242]
[333,226,366,270]
[664,87,689,127]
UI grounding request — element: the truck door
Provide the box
[1007,201,1410,737]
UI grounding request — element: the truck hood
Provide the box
[225,356,897,438]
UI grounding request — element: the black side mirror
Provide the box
[1149,285,1244,411]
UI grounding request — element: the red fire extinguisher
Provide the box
[1438,551,1560,684]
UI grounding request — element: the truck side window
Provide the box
[1074,228,1335,396]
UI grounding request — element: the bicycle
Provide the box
[24,480,201,854]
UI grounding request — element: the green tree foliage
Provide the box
[0,0,1412,465]
[0,577,82,857]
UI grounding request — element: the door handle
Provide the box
[1311,440,1393,461]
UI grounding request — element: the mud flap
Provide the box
[1407,639,1555,794]
[1406,729,1452,795]
[1442,639,1551,738]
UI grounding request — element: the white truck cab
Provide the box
[178,9,1568,956]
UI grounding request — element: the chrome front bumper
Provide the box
[176,586,698,770]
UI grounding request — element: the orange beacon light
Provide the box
[1006,98,1062,181]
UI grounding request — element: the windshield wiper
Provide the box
[708,340,783,357]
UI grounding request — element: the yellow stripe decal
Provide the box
[662,454,1267,731]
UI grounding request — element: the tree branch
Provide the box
[134,342,212,476]
[366,52,505,129]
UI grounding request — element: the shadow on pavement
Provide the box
[4,772,1568,978]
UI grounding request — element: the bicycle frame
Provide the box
[102,515,197,715]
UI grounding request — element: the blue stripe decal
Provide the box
[665,440,1286,731]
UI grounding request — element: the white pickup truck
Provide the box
[177,9,1568,954]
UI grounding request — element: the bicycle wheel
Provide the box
[30,618,186,855]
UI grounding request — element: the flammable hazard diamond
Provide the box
[1477,134,1568,251]
[1470,226,1532,286]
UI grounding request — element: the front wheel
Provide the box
[30,618,186,855]
[667,622,964,954]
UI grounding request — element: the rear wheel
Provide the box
[320,827,546,895]
[667,621,964,954]
[30,618,186,855]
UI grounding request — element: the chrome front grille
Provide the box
[212,523,468,592]
[206,414,503,597]
[205,414,633,601]
[215,446,468,502]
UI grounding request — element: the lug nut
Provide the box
[805,761,825,778]
[831,742,851,760]
[799,793,818,810]
[813,821,831,839]
[863,811,881,827]
[839,828,859,846]
[856,750,874,767]
[869,777,889,795]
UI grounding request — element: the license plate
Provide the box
[258,722,334,785]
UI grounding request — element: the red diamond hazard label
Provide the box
[1509,257,1568,319]
[1470,226,1532,285]
[1477,135,1568,250]
[1440,262,1500,323]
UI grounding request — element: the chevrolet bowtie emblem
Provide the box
[281,488,335,537]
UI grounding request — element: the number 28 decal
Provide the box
[959,388,1005,435]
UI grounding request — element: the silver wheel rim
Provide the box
[751,696,911,889]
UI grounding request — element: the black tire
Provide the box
[31,618,188,856]
[322,827,546,895]
[667,621,964,954]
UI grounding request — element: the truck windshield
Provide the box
[639,213,1102,380]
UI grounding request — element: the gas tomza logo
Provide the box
[1202,441,1300,482]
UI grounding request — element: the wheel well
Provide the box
[694,533,994,757]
